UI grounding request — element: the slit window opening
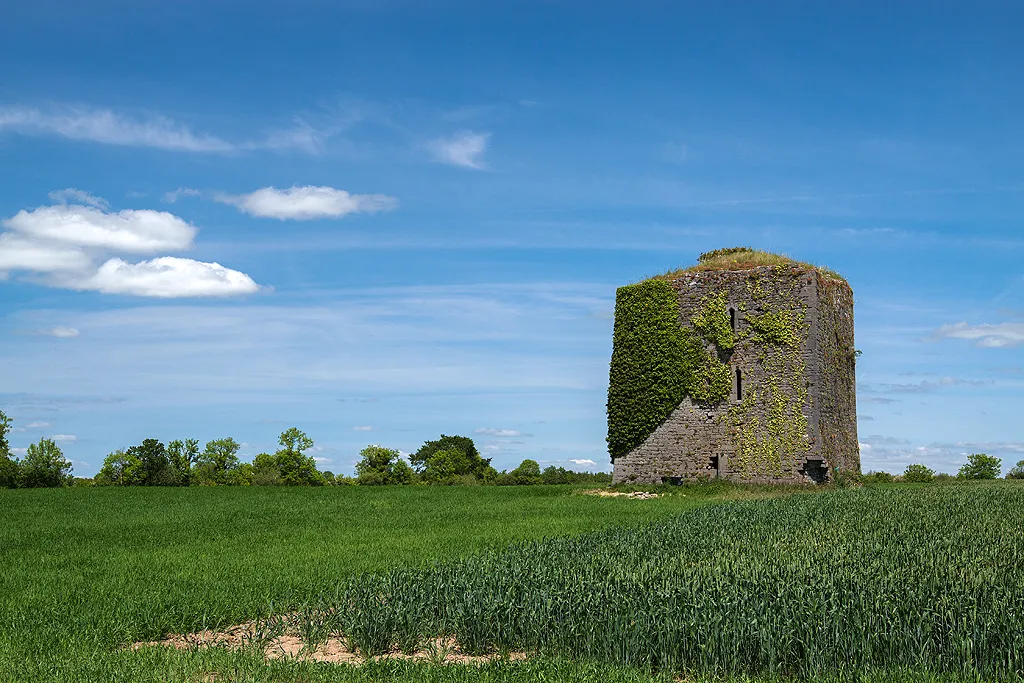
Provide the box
[729,308,736,332]
[736,368,743,400]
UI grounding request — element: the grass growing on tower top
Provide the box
[649,247,848,283]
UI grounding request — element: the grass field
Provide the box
[0,483,747,681]
[2,483,1021,682]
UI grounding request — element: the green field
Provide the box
[2,483,1021,682]
[0,483,744,681]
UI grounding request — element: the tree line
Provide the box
[0,412,609,489]
[863,453,1023,483]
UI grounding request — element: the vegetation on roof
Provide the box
[651,247,847,283]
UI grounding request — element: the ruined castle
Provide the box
[607,248,859,484]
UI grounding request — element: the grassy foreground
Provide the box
[3,483,1020,682]
[0,483,743,681]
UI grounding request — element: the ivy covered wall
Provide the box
[608,263,858,484]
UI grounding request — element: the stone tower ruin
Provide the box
[607,248,858,484]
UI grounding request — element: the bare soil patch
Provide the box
[133,621,528,665]
[582,489,664,499]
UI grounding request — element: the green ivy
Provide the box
[746,309,804,347]
[690,290,736,350]
[606,281,732,460]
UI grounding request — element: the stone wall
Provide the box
[611,266,857,485]
[814,273,860,474]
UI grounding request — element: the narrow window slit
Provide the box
[729,308,736,332]
[736,368,743,400]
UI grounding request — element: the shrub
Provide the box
[0,410,16,489]
[903,464,935,483]
[862,471,894,484]
[1007,460,1024,480]
[958,453,1002,480]
[251,453,282,485]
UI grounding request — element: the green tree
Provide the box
[422,447,474,484]
[274,428,324,486]
[1008,460,1024,480]
[19,438,73,488]
[0,410,18,488]
[125,439,174,485]
[193,437,242,485]
[958,453,1002,480]
[412,435,492,479]
[497,459,542,485]
[355,445,414,485]
[95,449,145,486]
[167,439,199,486]
[251,452,282,485]
[903,464,935,483]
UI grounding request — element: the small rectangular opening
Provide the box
[736,368,743,400]
[729,308,736,332]
[709,456,720,477]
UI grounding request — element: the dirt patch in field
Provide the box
[133,622,528,665]
[582,489,664,499]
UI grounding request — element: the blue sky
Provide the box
[2,1,1023,477]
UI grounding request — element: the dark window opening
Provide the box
[800,459,828,484]
[729,308,736,332]
[736,368,743,400]
[709,456,720,477]
[661,476,683,486]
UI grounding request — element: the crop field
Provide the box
[2,483,1022,682]
[0,483,745,681]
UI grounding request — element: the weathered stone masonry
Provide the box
[611,265,859,484]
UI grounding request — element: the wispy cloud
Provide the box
[427,131,489,169]
[48,188,108,209]
[215,186,397,220]
[50,434,77,443]
[162,188,203,204]
[0,105,335,154]
[475,428,528,437]
[352,425,375,432]
[36,327,80,338]
[570,458,597,466]
[0,105,233,152]
[933,321,1024,348]
[860,377,991,394]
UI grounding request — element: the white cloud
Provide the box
[0,105,234,152]
[216,186,397,220]
[39,327,80,338]
[10,448,27,457]
[475,428,523,437]
[4,204,196,253]
[427,131,489,169]
[1,195,259,298]
[70,257,260,298]
[26,422,50,429]
[570,459,597,466]
[0,233,92,272]
[352,426,375,431]
[933,321,1024,348]
[162,188,203,204]
[48,188,108,209]
[50,434,77,443]
[313,456,332,463]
